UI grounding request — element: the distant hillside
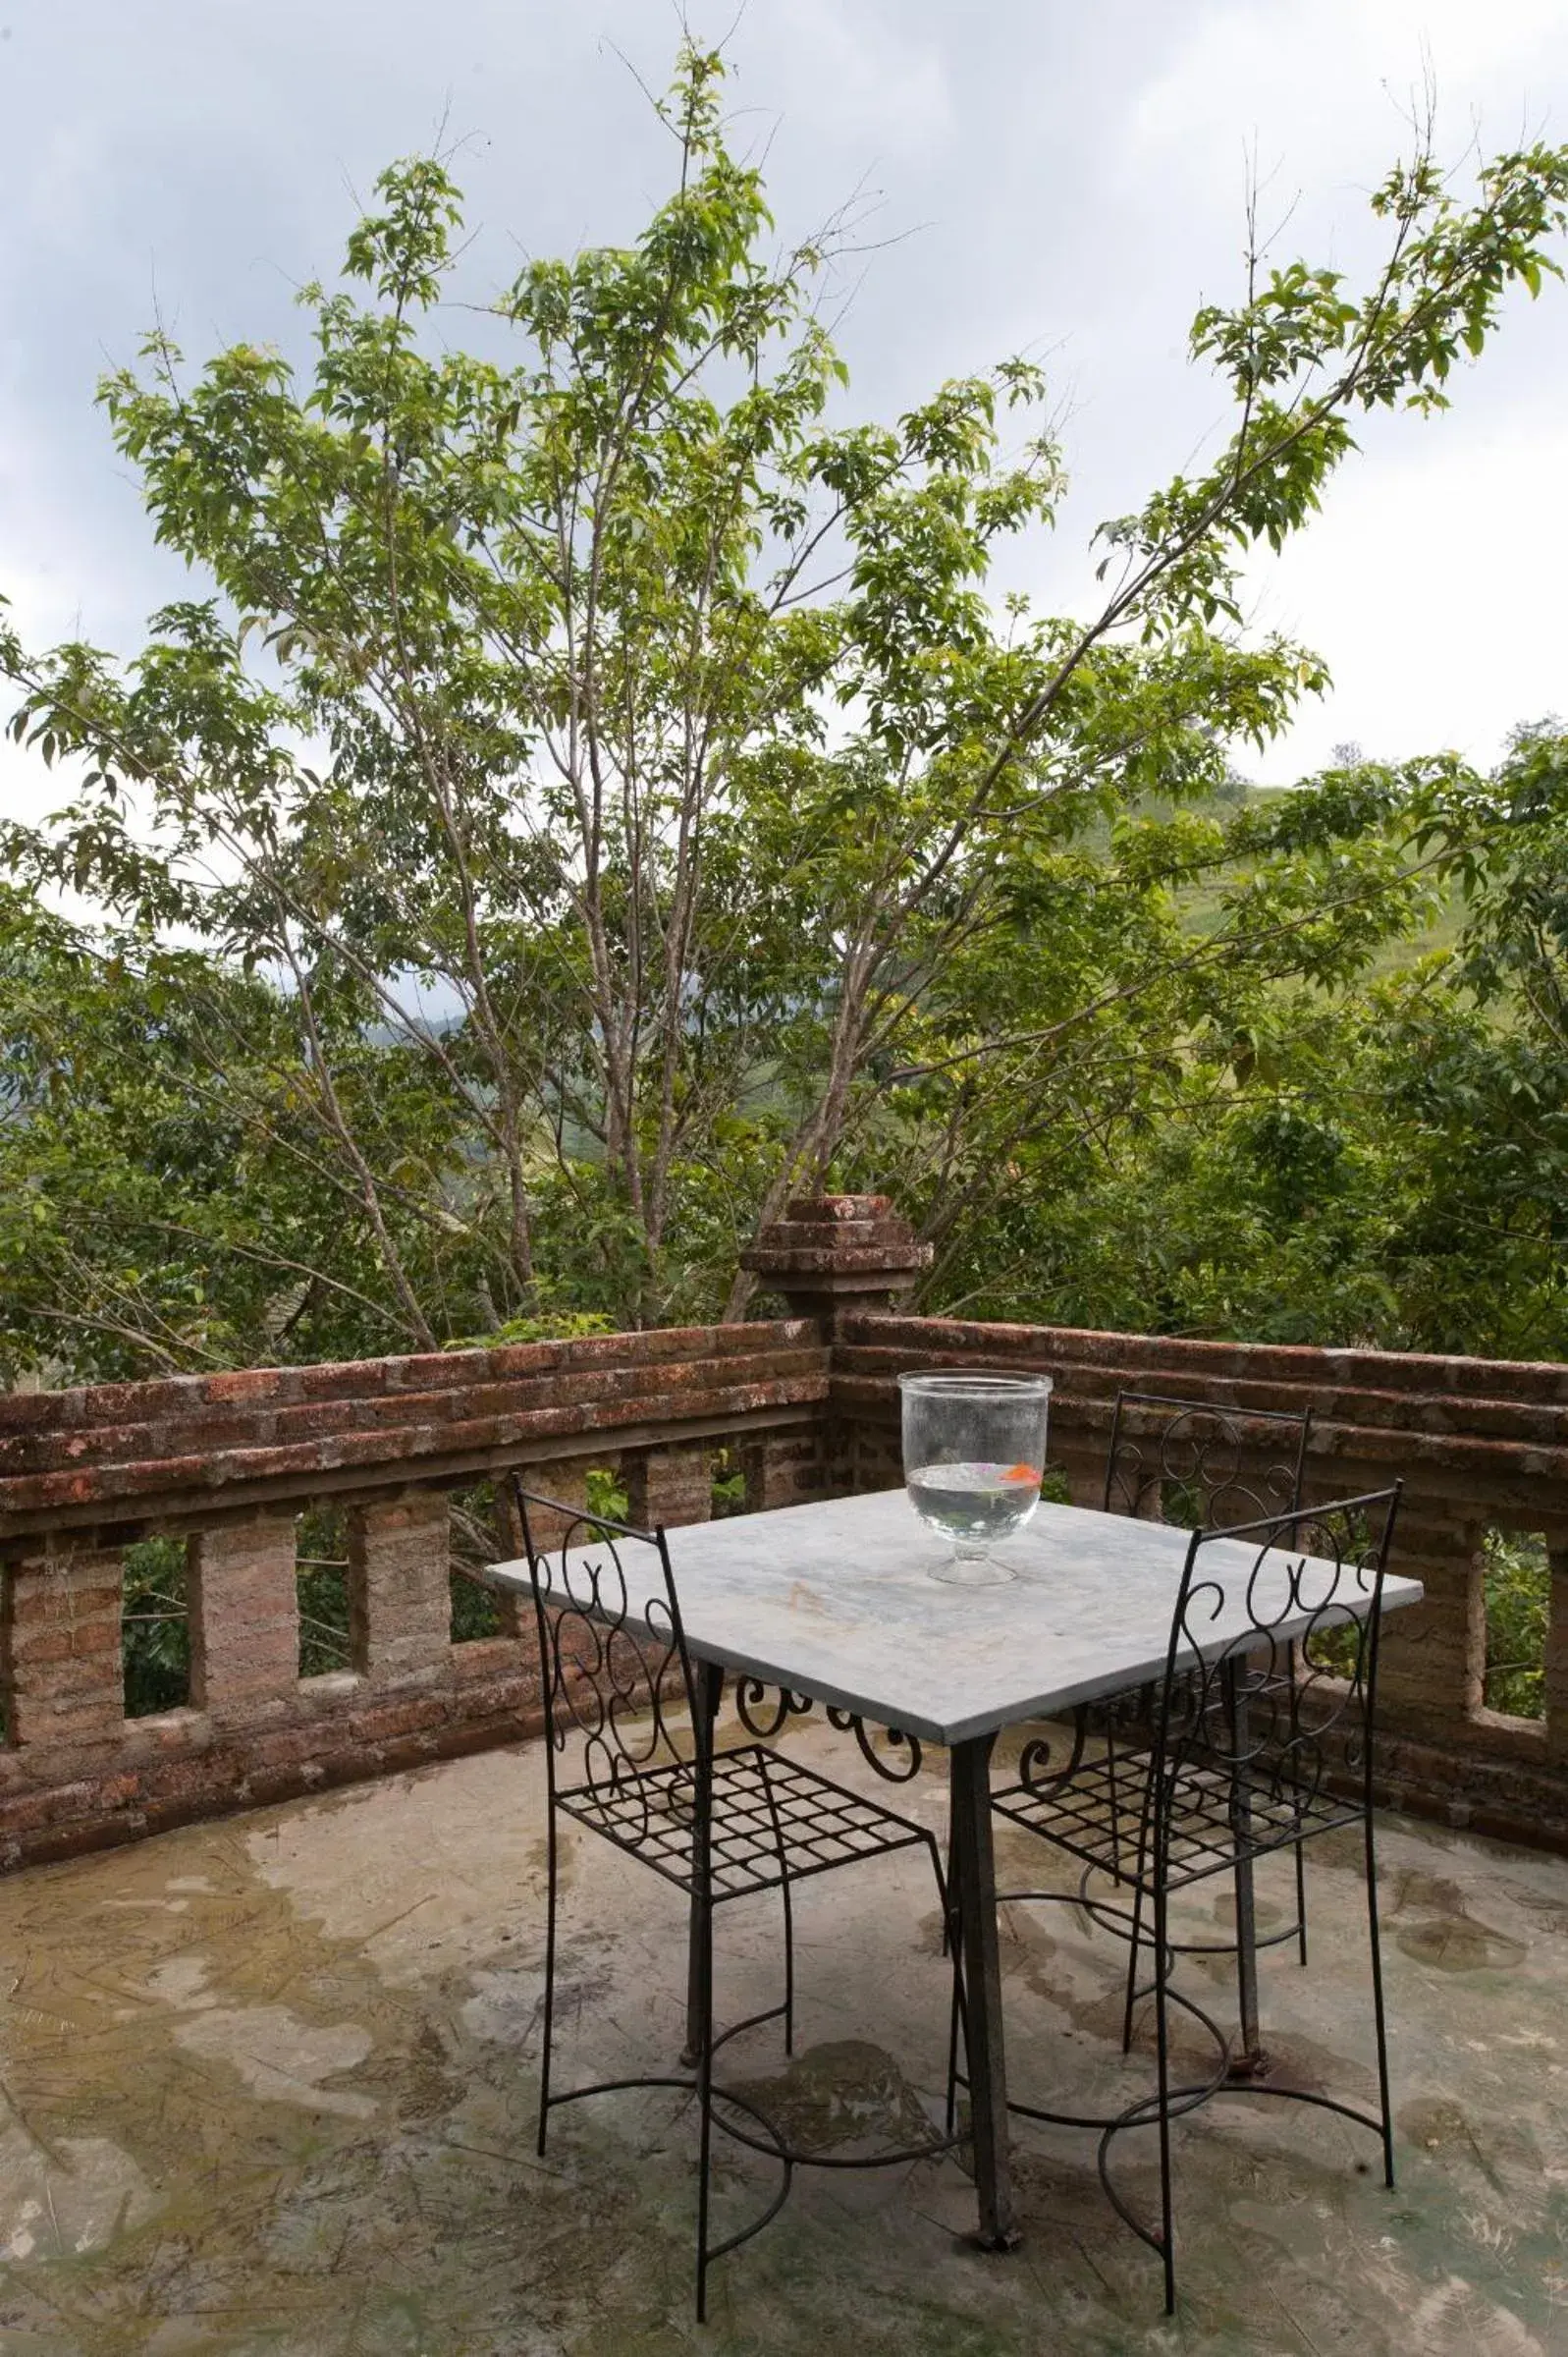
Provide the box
[1171,780,1463,979]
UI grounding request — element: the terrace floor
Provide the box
[0,1718,1564,2356]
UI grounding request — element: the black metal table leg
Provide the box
[683,1659,725,2068]
[949,1730,1020,2250]
[1224,1658,1268,2078]
[1230,1836,1265,2074]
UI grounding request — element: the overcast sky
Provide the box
[2,0,1566,825]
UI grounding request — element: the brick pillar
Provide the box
[624,1444,713,1530]
[740,1193,933,1333]
[190,1514,300,1720]
[1054,1442,1107,1509]
[509,1458,592,1553]
[742,1193,932,1504]
[1545,1545,1568,1765]
[835,1416,904,1500]
[349,1490,451,1682]
[1377,1515,1486,1740]
[3,1539,126,1755]
[743,1429,829,1513]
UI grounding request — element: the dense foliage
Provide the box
[917,731,1568,1355]
[3,47,1568,1382]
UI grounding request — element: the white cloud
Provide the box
[1130,0,1563,174]
[758,1,952,154]
[15,121,109,248]
[1245,398,1568,779]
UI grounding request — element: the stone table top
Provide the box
[488,1489,1423,1749]
[490,1489,1422,1748]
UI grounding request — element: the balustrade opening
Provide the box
[450,1482,508,1641]
[1482,1530,1548,1722]
[297,1505,352,1676]
[123,1535,191,1716]
[711,1447,746,1517]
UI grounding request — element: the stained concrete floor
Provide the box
[0,1716,1564,2357]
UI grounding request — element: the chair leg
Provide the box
[694,1880,716,2325]
[684,1662,727,2070]
[753,1743,796,2060]
[537,1805,559,2158]
[1153,1878,1176,2317]
[1231,1840,1264,2074]
[1364,1805,1395,2189]
[780,1865,795,2058]
[1225,1667,1264,2076]
[1287,1640,1310,1968]
[1121,1878,1146,2055]
[936,1833,966,2140]
[946,1974,962,2142]
[692,1689,722,2326]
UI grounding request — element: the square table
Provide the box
[490,1488,1422,2249]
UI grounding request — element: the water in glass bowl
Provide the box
[906,1459,1043,1547]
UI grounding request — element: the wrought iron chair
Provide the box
[1103,1389,1312,1528]
[514,1482,959,2322]
[990,1485,1402,2311]
[1073,1393,1316,2038]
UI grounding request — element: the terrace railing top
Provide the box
[0,1318,827,1541]
[836,1312,1568,1517]
[842,1309,1568,1408]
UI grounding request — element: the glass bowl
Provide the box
[897,1370,1054,1586]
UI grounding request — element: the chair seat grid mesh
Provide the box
[993,1750,1358,1892]
[558,1742,931,1898]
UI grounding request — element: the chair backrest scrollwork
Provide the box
[1104,1390,1312,1530]
[1155,1486,1403,1844]
[511,1481,705,1841]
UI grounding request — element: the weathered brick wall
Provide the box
[834,1311,1568,1850]
[2,1535,125,1756]
[0,1322,828,1539]
[0,1325,830,1869]
[623,1442,715,1531]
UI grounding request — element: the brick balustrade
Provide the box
[1,1192,1565,1865]
[0,1318,830,1868]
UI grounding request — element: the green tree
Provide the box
[0,887,474,1377]
[920,735,1568,1358]
[4,45,1567,1361]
